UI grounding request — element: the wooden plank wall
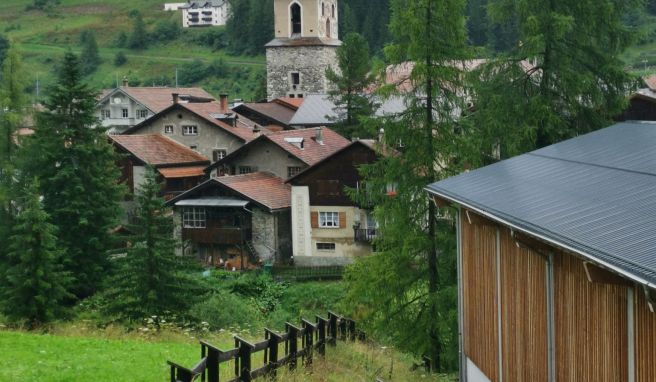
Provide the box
[554,254,628,381]
[635,287,656,382]
[461,218,499,381]
[499,228,548,382]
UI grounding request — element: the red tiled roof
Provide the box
[110,134,209,166]
[264,127,351,166]
[158,166,206,178]
[216,172,291,210]
[102,87,215,113]
[178,102,259,142]
[644,75,656,92]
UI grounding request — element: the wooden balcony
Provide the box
[354,228,376,243]
[182,227,251,245]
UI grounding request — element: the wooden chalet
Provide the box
[166,172,292,267]
[426,121,656,382]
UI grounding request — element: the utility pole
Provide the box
[175,68,178,88]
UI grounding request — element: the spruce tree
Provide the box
[79,30,101,75]
[473,0,640,158]
[104,168,202,322]
[19,52,124,298]
[1,178,72,327]
[128,13,148,50]
[326,32,376,138]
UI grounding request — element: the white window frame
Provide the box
[122,108,129,118]
[164,125,174,134]
[137,109,148,119]
[183,207,206,228]
[182,125,198,136]
[287,166,302,178]
[101,110,110,119]
[319,211,339,228]
[213,149,227,162]
[239,166,253,175]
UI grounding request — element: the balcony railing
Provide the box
[354,228,376,243]
[182,227,251,245]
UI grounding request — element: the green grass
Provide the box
[0,0,266,100]
[0,326,454,381]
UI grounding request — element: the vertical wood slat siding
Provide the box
[461,218,499,380]
[554,254,628,382]
[635,287,656,382]
[499,228,548,382]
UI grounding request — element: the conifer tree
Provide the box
[128,13,148,50]
[19,52,124,298]
[104,168,202,321]
[473,0,640,158]
[343,0,470,372]
[326,32,376,138]
[1,178,72,327]
[79,30,101,75]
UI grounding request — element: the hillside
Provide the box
[0,0,266,100]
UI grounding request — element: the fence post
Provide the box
[349,319,356,341]
[286,322,300,371]
[328,312,338,346]
[301,319,315,366]
[264,328,281,378]
[201,342,220,382]
[235,336,254,382]
[316,315,327,356]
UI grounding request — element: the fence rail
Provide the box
[168,311,364,382]
[271,266,344,281]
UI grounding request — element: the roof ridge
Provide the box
[527,152,656,178]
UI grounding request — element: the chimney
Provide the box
[172,93,180,104]
[122,77,129,87]
[219,93,229,112]
[315,126,324,145]
[378,128,385,143]
[253,124,261,137]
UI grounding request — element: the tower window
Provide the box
[291,72,300,86]
[332,4,335,17]
[326,19,331,38]
[291,3,301,34]
[321,2,324,16]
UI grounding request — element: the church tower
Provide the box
[266,0,341,100]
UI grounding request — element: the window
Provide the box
[291,72,300,86]
[290,3,301,34]
[331,4,335,17]
[122,108,129,118]
[101,110,110,119]
[164,125,174,134]
[288,166,303,178]
[183,207,206,228]
[137,109,148,119]
[182,125,198,136]
[239,166,253,175]
[213,149,227,162]
[316,242,336,251]
[319,211,339,228]
[326,19,331,38]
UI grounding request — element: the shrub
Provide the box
[191,291,262,331]
[151,19,180,43]
[114,51,127,66]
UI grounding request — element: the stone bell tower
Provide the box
[266,0,341,100]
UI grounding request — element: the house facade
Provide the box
[96,84,215,134]
[287,140,379,266]
[123,99,257,163]
[426,122,656,382]
[180,0,230,27]
[205,127,350,179]
[167,172,292,266]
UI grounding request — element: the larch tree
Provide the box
[472,0,640,159]
[326,32,376,139]
[343,0,471,372]
[19,52,124,298]
[104,168,202,322]
[1,178,72,327]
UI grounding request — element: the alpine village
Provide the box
[2,0,656,381]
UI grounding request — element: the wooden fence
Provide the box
[270,265,344,281]
[168,311,364,382]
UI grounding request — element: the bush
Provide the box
[151,19,180,43]
[114,51,127,66]
[182,28,227,50]
[191,291,262,331]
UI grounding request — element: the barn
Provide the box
[425,121,656,382]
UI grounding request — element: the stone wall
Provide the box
[266,45,338,100]
[252,208,277,262]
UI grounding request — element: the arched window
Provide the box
[321,2,325,16]
[331,4,335,18]
[326,18,331,38]
[290,3,302,35]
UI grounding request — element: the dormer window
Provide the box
[290,3,301,35]
[284,137,304,149]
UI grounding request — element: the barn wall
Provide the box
[635,287,656,382]
[554,254,628,381]
[461,217,499,381]
[499,228,548,382]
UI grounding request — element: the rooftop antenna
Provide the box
[175,68,178,88]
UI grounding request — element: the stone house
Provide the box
[166,172,292,266]
[266,0,341,100]
[123,97,258,163]
[204,126,350,180]
[96,83,215,134]
[286,140,381,266]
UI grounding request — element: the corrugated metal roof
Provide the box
[175,197,248,207]
[289,94,406,126]
[426,121,656,287]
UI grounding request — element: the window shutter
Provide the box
[311,212,319,228]
[339,212,346,228]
